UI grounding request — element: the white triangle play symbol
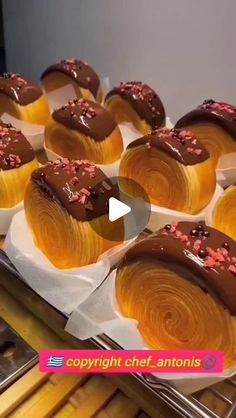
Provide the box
[109,197,131,222]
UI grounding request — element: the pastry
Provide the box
[41,58,103,102]
[119,128,216,214]
[116,221,236,367]
[45,98,123,164]
[104,81,165,135]
[0,121,38,208]
[210,184,236,240]
[0,72,50,125]
[175,99,236,161]
[24,159,123,269]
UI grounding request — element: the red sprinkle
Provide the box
[228,265,236,275]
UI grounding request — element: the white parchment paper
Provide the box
[216,152,236,188]
[65,269,234,394]
[45,85,77,114]
[148,184,224,232]
[0,201,23,235]
[204,183,228,227]
[4,210,136,314]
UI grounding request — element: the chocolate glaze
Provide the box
[31,159,119,221]
[0,72,43,105]
[127,128,210,166]
[0,121,35,171]
[175,99,236,138]
[52,98,117,141]
[105,81,165,129]
[41,59,100,98]
[118,221,236,316]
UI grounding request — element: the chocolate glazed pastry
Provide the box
[104,81,165,135]
[41,58,103,103]
[0,121,38,208]
[45,98,123,164]
[24,159,124,269]
[116,221,236,367]
[175,99,236,161]
[0,72,50,125]
[210,184,236,240]
[119,128,216,214]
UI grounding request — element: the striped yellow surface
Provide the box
[0,368,143,418]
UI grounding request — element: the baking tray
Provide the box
[0,247,235,418]
[0,317,38,393]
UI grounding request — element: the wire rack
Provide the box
[0,247,236,418]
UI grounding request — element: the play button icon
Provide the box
[89,176,151,242]
[109,197,131,222]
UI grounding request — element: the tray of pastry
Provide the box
[1,62,236,418]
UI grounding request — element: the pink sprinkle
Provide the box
[180,234,189,243]
[80,188,91,196]
[175,230,182,239]
[204,256,216,268]
[193,240,202,252]
[228,265,236,275]
[220,248,229,257]
[195,149,202,156]
[146,142,151,149]
[170,223,178,233]
[69,194,79,203]
[78,194,87,205]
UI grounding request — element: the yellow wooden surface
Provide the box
[0,366,49,417]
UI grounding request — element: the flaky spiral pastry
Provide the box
[41,58,103,103]
[105,81,165,135]
[0,162,38,208]
[0,121,38,208]
[175,124,236,162]
[116,260,236,368]
[119,129,216,214]
[175,100,236,162]
[25,160,123,269]
[45,117,122,164]
[45,99,123,164]
[211,185,236,240]
[0,73,49,125]
[116,222,236,369]
[25,182,122,269]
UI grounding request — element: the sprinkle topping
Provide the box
[128,127,209,166]
[41,58,100,99]
[162,222,236,277]
[201,99,236,121]
[105,81,165,129]
[0,72,42,104]
[32,159,118,221]
[52,98,117,141]
[0,122,35,170]
[119,81,161,128]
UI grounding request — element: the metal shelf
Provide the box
[0,248,235,418]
